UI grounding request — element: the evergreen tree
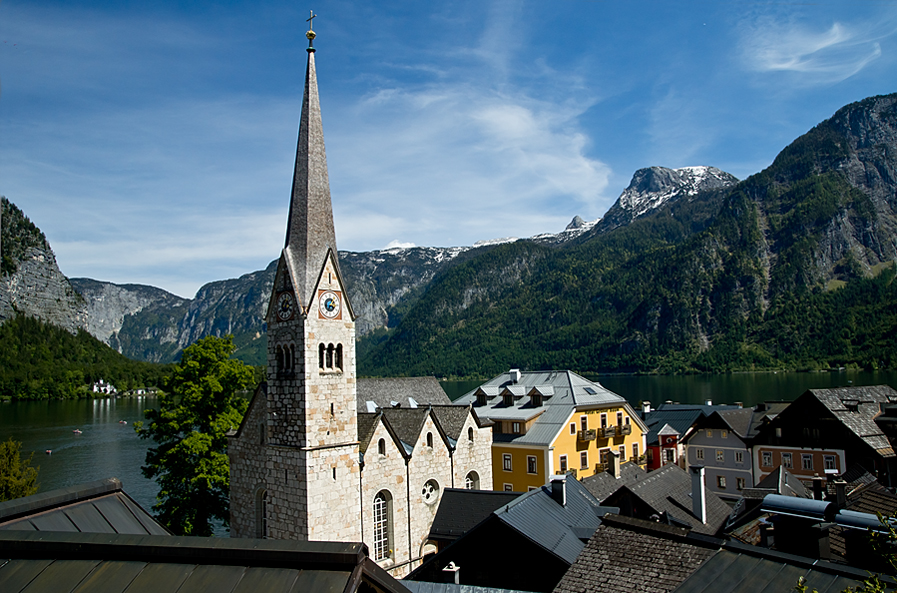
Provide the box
[135,335,254,535]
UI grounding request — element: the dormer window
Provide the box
[476,393,486,406]
[531,393,542,407]
[503,393,514,407]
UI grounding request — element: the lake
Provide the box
[3,370,897,516]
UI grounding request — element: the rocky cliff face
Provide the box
[1,197,88,334]
[599,166,739,231]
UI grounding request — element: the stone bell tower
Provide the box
[262,19,361,542]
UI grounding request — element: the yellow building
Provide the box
[454,370,648,491]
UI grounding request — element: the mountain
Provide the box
[359,93,897,376]
[1,197,88,334]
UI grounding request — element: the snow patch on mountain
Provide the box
[617,166,738,218]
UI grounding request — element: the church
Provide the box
[227,23,493,577]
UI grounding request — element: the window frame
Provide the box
[372,491,392,561]
[782,452,793,469]
[580,451,588,470]
[717,475,727,489]
[502,453,512,472]
[696,448,704,461]
[559,455,568,473]
[527,455,537,475]
[762,451,772,467]
[802,453,813,470]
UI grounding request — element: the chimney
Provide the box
[735,402,743,408]
[759,520,775,548]
[690,466,707,524]
[812,474,825,501]
[442,562,460,584]
[509,369,521,383]
[551,474,566,506]
[705,399,713,406]
[642,401,652,415]
[609,450,621,478]
[834,479,848,508]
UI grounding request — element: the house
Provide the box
[598,464,731,535]
[752,386,897,487]
[454,370,648,492]
[641,401,742,471]
[405,476,614,592]
[227,26,492,578]
[683,403,789,500]
[427,488,520,552]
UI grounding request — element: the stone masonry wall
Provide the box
[228,388,269,538]
[451,414,494,491]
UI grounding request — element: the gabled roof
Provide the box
[493,478,610,564]
[357,377,450,411]
[0,531,409,593]
[379,407,430,451]
[581,462,648,502]
[644,410,705,446]
[607,464,731,535]
[0,478,168,536]
[456,370,646,447]
[429,405,472,442]
[655,402,742,415]
[429,489,521,541]
[554,515,718,593]
[357,412,382,454]
[715,408,754,439]
[805,385,897,458]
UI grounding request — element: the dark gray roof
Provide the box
[0,531,409,593]
[807,385,897,457]
[455,370,647,447]
[429,489,521,541]
[754,466,810,499]
[0,478,168,536]
[358,377,450,411]
[715,408,754,439]
[611,464,731,535]
[581,463,648,502]
[494,477,610,564]
[671,545,864,593]
[644,410,705,445]
[380,408,431,452]
[655,403,742,415]
[357,412,381,453]
[554,515,717,593]
[430,405,472,441]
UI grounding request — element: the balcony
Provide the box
[630,454,647,465]
[577,429,597,441]
[565,468,578,479]
[604,426,619,438]
[594,462,606,474]
[620,424,632,435]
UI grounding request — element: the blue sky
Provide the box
[1,0,895,298]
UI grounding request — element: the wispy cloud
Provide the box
[740,17,888,84]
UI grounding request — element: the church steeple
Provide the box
[283,19,338,313]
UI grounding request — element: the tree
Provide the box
[0,437,39,502]
[135,335,254,535]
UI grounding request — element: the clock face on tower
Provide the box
[276,292,294,321]
[318,290,341,319]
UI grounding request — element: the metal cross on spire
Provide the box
[305,10,318,50]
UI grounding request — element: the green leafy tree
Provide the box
[0,437,39,502]
[135,335,254,535]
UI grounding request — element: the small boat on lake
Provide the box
[119,420,127,424]
[72,429,82,435]
[45,449,52,455]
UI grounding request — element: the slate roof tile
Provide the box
[357,377,450,411]
[581,463,647,502]
[429,489,521,540]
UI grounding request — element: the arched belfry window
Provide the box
[319,344,325,369]
[326,344,335,368]
[275,346,284,374]
[373,491,393,561]
[336,344,343,369]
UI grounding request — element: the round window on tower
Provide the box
[421,479,440,505]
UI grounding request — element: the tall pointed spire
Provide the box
[284,18,337,311]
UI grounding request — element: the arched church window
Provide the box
[319,344,325,369]
[276,346,284,375]
[256,489,268,539]
[327,344,334,368]
[373,491,392,561]
[259,422,266,445]
[426,432,433,448]
[468,427,474,442]
[336,344,343,369]
[465,471,480,490]
[378,438,386,455]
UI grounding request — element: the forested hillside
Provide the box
[0,315,172,400]
[359,93,897,377]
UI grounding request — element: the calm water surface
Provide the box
[0,396,159,512]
